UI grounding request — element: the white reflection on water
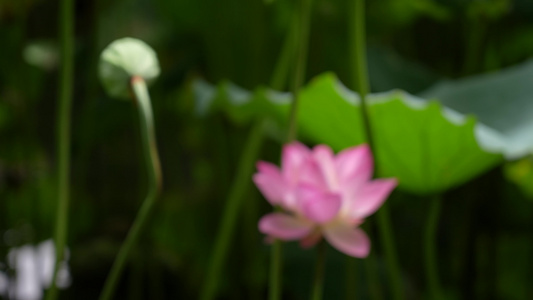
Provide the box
[2,239,71,300]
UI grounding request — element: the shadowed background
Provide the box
[1,0,533,299]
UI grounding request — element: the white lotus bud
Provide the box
[99,37,160,99]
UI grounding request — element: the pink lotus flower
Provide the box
[253,142,397,258]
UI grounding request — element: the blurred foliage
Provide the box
[1,0,533,299]
[505,158,533,200]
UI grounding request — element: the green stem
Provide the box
[462,14,485,75]
[345,257,357,300]
[424,195,442,299]
[46,0,74,299]
[199,5,298,298]
[268,1,314,300]
[310,242,327,300]
[269,239,283,300]
[376,204,403,300]
[99,76,162,300]
[128,250,143,300]
[349,1,403,300]
[349,0,371,146]
[364,253,383,300]
[287,0,313,142]
[270,12,300,91]
[200,120,266,300]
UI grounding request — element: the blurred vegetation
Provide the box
[2,0,533,299]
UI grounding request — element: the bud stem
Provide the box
[99,76,162,300]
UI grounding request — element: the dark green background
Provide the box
[1,0,533,299]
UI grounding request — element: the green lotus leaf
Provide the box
[194,73,507,195]
[193,57,533,195]
[421,59,533,160]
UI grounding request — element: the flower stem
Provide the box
[310,242,327,300]
[424,195,442,299]
[269,1,313,300]
[287,0,313,143]
[99,76,162,300]
[46,0,74,299]
[269,239,283,300]
[199,5,298,299]
[349,0,371,146]
[376,204,403,300]
[345,257,357,300]
[364,254,383,300]
[349,1,403,299]
[200,120,265,300]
